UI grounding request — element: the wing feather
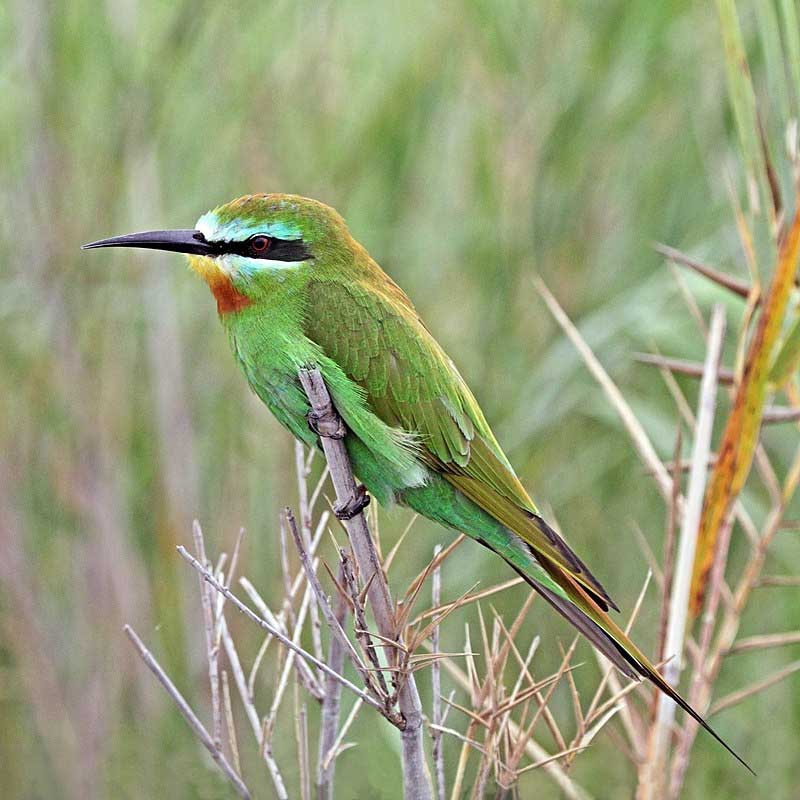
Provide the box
[304,276,616,610]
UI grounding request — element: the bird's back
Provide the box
[302,258,616,609]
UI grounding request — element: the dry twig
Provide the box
[298,367,431,800]
[124,625,251,800]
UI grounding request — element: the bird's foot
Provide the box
[307,408,346,440]
[334,484,371,520]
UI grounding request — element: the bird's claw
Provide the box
[334,484,371,520]
[307,409,346,440]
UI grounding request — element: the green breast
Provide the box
[223,299,428,504]
[224,305,320,447]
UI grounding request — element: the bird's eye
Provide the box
[249,235,272,255]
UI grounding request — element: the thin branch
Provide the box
[317,561,349,800]
[654,242,751,300]
[647,304,726,793]
[633,353,735,385]
[284,508,386,708]
[239,574,323,701]
[296,442,325,673]
[755,575,800,587]
[124,625,251,800]
[762,406,800,424]
[192,520,223,751]
[321,697,365,771]
[709,659,800,716]
[177,546,386,715]
[264,581,315,744]
[340,546,392,700]
[725,631,800,655]
[298,367,432,800]
[295,679,311,800]
[431,544,446,800]
[220,617,289,798]
[221,670,242,779]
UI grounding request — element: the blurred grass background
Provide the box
[1,0,799,797]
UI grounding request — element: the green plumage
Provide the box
[84,192,750,771]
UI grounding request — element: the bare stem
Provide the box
[643,304,725,795]
[286,508,384,691]
[298,367,432,800]
[177,545,386,715]
[124,625,251,800]
[192,520,223,751]
[296,441,325,672]
[431,543,445,800]
[316,561,349,800]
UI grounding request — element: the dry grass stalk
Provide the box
[690,203,800,613]
[295,441,325,674]
[534,276,674,501]
[538,213,800,797]
[295,678,311,800]
[644,304,726,794]
[317,561,349,800]
[124,625,251,799]
[221,669,241,778]
[191,520,223,751]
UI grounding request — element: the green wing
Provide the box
[304,275,616,611]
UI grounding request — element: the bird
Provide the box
[84,193,751,772]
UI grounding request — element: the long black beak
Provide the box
[81,229,215,256]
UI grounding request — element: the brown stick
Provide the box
[124,625,251,799]
[298,367,432,800]
[177,545,384,714]
[654,242,752,300]
[316,561,349,800]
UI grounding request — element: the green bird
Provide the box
[84,193,750,770]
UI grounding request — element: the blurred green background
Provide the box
[2,1,799,797]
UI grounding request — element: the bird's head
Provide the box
[83,194,353,314]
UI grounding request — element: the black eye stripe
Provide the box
[202,234,314,262]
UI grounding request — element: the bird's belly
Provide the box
[226,322,426,504]
[247,368,319,448]
[227,329,317,447]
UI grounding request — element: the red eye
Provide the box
[249,235,271,254]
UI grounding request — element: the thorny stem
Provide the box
[284,508,395,716]
[340,547,392,700]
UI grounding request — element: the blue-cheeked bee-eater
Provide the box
[84,193,752,772]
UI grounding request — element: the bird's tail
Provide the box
[505,554,755,775]
[398,476,752,772]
